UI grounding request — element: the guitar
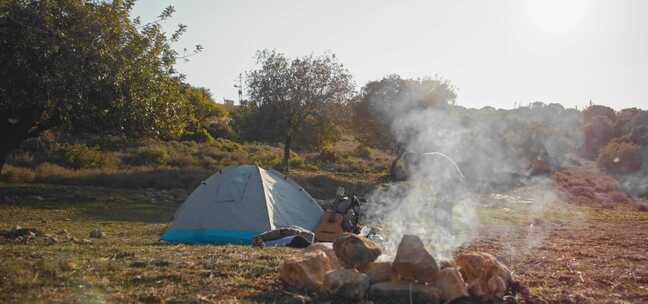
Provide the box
[314,211,344,242]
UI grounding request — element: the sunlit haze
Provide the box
[134,0,648,110]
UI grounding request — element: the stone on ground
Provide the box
[304,242,340,269]
[333,233,381,269]
[359,262,393,284]
[435,267,469,302]
[368,282,440,304]
[392,234,439,283]
[279,251,336,291]
[323,269,370,301]
[455,251,512,299]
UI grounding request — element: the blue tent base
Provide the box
[161,229,257,245]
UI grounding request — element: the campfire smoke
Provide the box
[362,94,586,261]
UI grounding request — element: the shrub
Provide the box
[213,138,242,152]
[597,139,642,174]
[337,157,369,173]
[583,105,616,124]
[54,144,119,169]
[35,163,69,177]
[630,125,648,146]
[0,165,36,183]
[583,115,616,159]
[250,151,281,168]
[7,151,36,167]
[85,135,129,151]
[181,128,214,143]
[125,147,170,166]
[353,145,373,159]
[168,154,195,167]
[316,145,337,163]
[288,154,306,169]
[206,121,238,140]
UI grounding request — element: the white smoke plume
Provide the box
[361,93,585,260]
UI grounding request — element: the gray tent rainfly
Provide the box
[161,165,323,244]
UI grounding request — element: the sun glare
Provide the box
[525,0,590,34]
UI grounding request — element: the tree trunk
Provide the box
[389,148,407,181]
[0,136,23,174]
[0,110,43,174]
[0,145,10,174]
[282,134,292,174]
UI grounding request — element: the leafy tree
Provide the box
[351,75,456,152]
[0,0,201,171]
[181,84,228,140]
[350,75,456,179]
[240,50,354,172]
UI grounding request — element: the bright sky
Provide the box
[133,0,648,110]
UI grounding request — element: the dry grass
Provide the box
[2,138,392,193]
[1,183,647,303]
[553,160,641,208]
[0,183,298,303]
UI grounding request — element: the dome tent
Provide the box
[161,165,323,244]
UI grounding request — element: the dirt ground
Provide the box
[1,183,647,303]
[465,206,648,303]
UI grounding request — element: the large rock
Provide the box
[455,252,512,299]
[369,282,440,304]
[304,243,340,269]
[323,269,370,301]
[279,251,336,291]
[333,233,381,269]
[435,267,469,302]
[392,234,439,283]
[360,262,393,284]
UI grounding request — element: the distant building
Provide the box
[224,99,235,107]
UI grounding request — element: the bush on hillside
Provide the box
[583,105,616,124]
[125,147,170,166]
[583,115,616,159]
[212,138,242,152]
[288,154,306,169]
[54,144,119,169]
[181,128,214,143]
[316,145,338,163]
[630,125,648,146]
[353,145,373,159]
[597,139,642,174]
[206,121,238,141]
[0,165,36,183]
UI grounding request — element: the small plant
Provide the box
[250,151,281,168]
[181,128,214,143]
[317,144,337,163]
[597,139,642,174]
[288,154,305,169]
[54,144,119,169]
[0,165,36,183]
[125,147,170,166]
[34,163,69,178]
[353,145,373,159]
[214,138,242,152]
[168,154,195,167]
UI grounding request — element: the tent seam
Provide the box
[257,166,273,230]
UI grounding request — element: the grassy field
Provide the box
[1,183,647,303]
